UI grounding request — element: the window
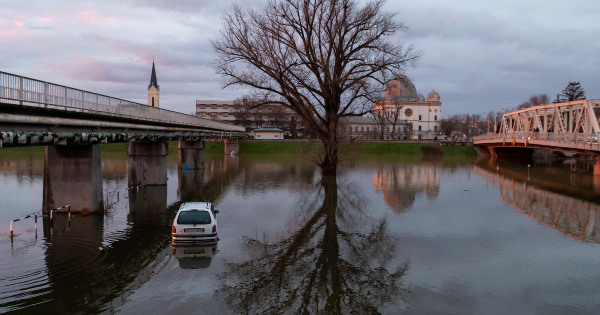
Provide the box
[177,210,211,225]
[152,97,154,107]
[429,109,432,112]
[211,104,217,109]
[234,105,239,109]
[256,134,261,138]
[199,104,206,109]
[222,104,228,109]
[367,127,370,132]
[419,115,422,121]
[201,113,206,117]
[275,134,279,138]
[434,126,437,131]
[222,112,228,117]
[435,115,437,120]
[418,125,422,131]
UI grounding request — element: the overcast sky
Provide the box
[1,0,598,117]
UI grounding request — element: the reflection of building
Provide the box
[373,164,440,212]
[374,78,442,140]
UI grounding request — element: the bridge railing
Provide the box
[474,131,599,144]
[0,71,245,134]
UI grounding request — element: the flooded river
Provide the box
[1,149,600,314]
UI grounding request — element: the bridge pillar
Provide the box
[224,138,240,156]
[43,144,104,214]
[128,142,168,186]
[178,140,204,170]
[594,156,600,176]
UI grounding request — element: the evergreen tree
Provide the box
[560,82,586,101]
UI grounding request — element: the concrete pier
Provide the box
[43,145,104,214]
[224,139,240,156]
[178,140,204,170]
[128,142,168,186]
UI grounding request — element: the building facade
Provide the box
[195,100,304,134]
[374,78,442,140]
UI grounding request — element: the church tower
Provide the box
[148,61,160,108]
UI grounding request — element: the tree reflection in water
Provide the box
[217,176,410,314]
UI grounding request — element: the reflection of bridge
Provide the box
[473,100,600,173]
[1,156,244,313]
[474,166,600,243]
[0,71,245,213]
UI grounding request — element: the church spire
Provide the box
[149,60,159,90]
[148,59,160,108]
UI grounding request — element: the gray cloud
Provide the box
[0,0,598,115]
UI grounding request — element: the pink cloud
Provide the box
[41,17,53,22]
[14,21,24,28]
[76,10,100,23]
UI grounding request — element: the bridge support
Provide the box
[224,139,240,156]
[178,140,204,170]
[594,156,600,176]
[128,142,168,186]
[43,144,104,214]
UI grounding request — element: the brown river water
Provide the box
[1,149,600,314]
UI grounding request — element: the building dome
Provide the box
[427,90,440,102]
[385,78,417,101]
[417,93,425,102]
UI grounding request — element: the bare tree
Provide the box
[385,106,403,139]
[233,97,254,129]
[215,177,410,313]
[517,93,550,109]
[213,0,419,175]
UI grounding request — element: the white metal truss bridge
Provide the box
[474,99,600,154]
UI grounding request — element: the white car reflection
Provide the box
[172,243,219,269]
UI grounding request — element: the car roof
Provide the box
[179,202,212,211]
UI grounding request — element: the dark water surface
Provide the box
[1,151,600,314]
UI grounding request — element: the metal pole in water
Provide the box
[50,210,53,227]
[68,205,71,227]
[34,215,37,238]
[10,220,13,238]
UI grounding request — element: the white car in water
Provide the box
[172,202,218,244]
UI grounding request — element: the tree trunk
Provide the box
[319,119,339,176]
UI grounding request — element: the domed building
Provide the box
[374,77,442,140]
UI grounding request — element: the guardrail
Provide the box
[0,71,245,134]
[474,132,599,144]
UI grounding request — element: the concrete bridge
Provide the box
[473,99,600,174]
[0,71,245,213]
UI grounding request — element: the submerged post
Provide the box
[224,138,240,156]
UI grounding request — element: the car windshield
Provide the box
[177,210,211,225]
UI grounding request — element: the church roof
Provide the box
[149,62,159,90]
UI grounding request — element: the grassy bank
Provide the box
[239,141,477,156]
[0,141,477,158]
